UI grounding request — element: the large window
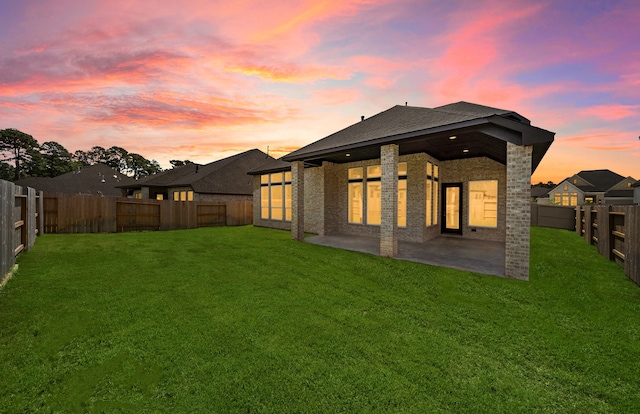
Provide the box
[260,172,292,221]
[426,162,439,226]
[348,163,407,226]
[554,191,578,206]
[469,180,497,227]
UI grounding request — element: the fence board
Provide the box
[530,203,576,230]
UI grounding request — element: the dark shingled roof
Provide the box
[531,187,551,198]
[575,170,626,192]
[14,163,135,196]
[604,189,633,198]
[119,149,272,195]
[281,101,554,172]
[247,157,292,175]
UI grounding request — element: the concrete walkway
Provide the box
[305,233,506,277]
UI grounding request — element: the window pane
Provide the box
[187,191,193,201]
[367,181,381,225]
[426,180,432,226]
[433,181,439,225]
[180,191,186,201]
[469,180,498,227]
[348,182,363,224]
[271,185,283,219]
[554,193,561,204]
[398,162,407,176]
[570,192,577,206]
[367,165,381,178]
[156,194,164,200]
[173,192,179,201]
[562,193,569,206]
[284,171,292,182]
[398,179,407,227]
[270,172,283,184]
[261,187,269,219]
[426,162,432,177]
[433,165,439,179]
[284,184,292,221]
[348,167,363,180]
[261,174,269,184]
[446,187,460,230]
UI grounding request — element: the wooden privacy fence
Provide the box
[1,180,43,280]
[43,193,252,234]
[576,205,640,286]
[531,203,576,230]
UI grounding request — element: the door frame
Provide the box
[441,182,463,235]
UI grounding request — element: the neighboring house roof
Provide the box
[572,169,626,192]
[531,187,550,198]
[633,180,640,188]
[604,189,634,198]
[14,163,135,196]
[120,149,272,195]
[281,101,554,172]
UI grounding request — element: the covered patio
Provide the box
[305,234,505,277]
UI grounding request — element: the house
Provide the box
[14,163,135,196]
[548,170,636,206]
[531,186,551,204]
[118,149,272,201]
[249,102,555,280]
[633,180,640,205]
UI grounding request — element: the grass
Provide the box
[1,226,639,413]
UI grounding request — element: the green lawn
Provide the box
[1,226,639,413]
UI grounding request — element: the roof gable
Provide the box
[576,170,626,192]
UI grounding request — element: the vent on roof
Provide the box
[361,115,365,121]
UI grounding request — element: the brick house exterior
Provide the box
[249,102,554,280]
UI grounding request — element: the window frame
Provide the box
[260,172,292,222]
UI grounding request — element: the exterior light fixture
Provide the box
[463,149,469,153]
[449,136,457,140]
[345,153,351,157]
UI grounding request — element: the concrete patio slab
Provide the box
[305,234,506,277]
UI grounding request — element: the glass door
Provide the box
[442,183,462,234]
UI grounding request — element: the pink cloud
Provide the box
[579,105,639,121]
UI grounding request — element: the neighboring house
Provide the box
[548,170,636,206]
[14,163,135,196]
[531,186,551,204]
[249,101,555,280]
[118,149,272,202]
[633,180,640,205]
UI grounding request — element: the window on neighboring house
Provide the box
[426,162,439,226]
[260,172,292,221]
[554,193,561,204]
[173,190,193,201]
[555,191,578,206]
[156,194,164,200]
[469,180,498,227]
[570,192,578,206]
[134,192,142,199]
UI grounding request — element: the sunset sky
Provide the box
[1,0,639,183]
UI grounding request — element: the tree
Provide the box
[125,153,162,179]
[105,146,129,173]
[0,161,15,181]
[0,128,39,180]
[39,141,77,177]
[169,160,193,168]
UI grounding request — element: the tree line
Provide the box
[0,128,191,181]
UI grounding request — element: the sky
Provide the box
[1,0,639,183]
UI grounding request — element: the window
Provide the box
[398,162,407,227]
[156,194,164,200]
[348,167,363,223]
[348,163,406,226]
[570,192,578,206]
[260,172,292,221]
[366,166,381,225]
[554,193,561,204]
[469,180,498,227]
[426,162,439,226]
[173,190,193,201]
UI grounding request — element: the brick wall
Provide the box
[380,144,399,256]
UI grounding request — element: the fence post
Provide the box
[597,206,610,258]
[26,187,37,250]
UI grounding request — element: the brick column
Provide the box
[505,142,532,280]
[291,161,305,241]
[381,144,398,257]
